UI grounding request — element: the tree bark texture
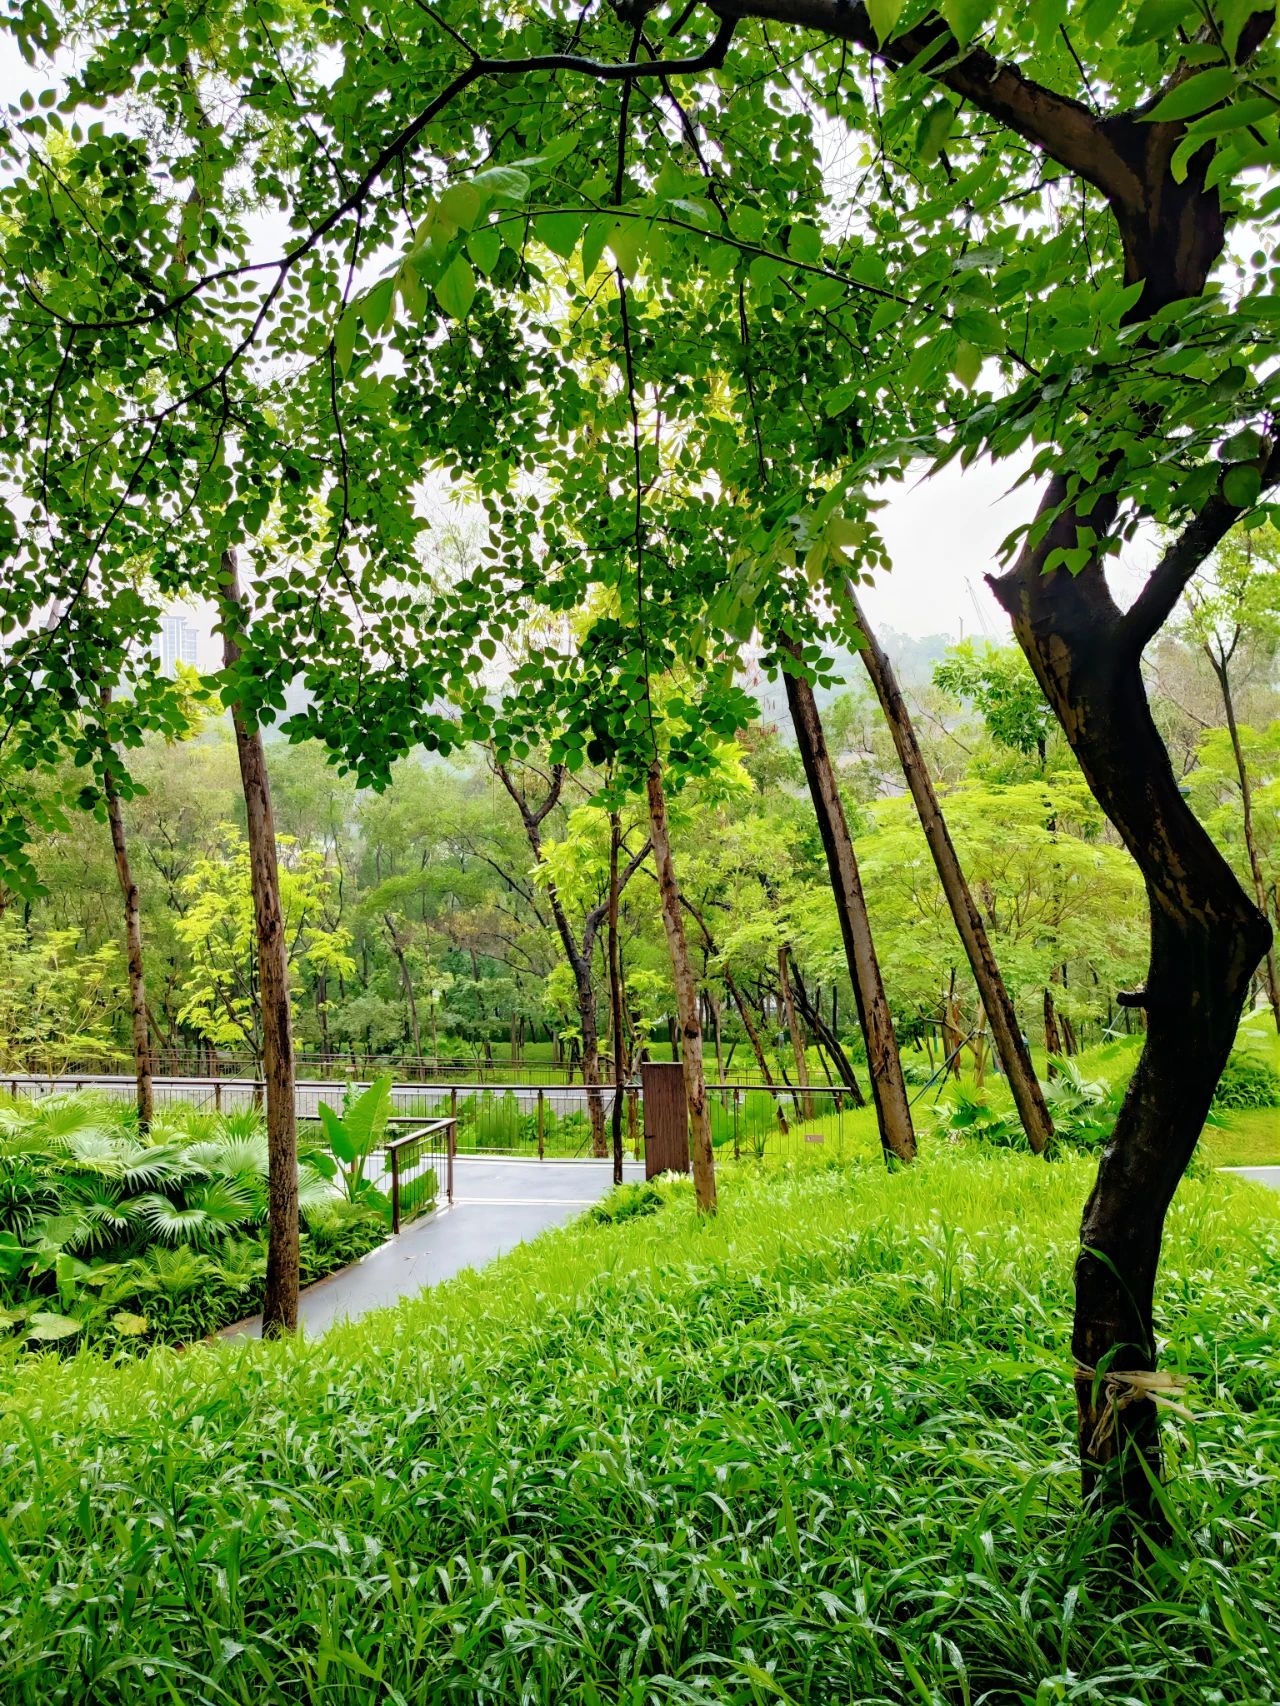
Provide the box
[221,548,299,1337]
[100,694,153,1131]
[844,581,1052,1153]
[780,643,916,1161]
[646,759,717,1212]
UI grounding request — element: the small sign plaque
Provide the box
[804,1133,824,1144]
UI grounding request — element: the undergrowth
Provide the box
[0,1156,1277,1702]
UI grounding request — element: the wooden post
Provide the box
[640,1061,691,1179]
[537,1087,546,1161]
[215,1080,222,1114]
[447,1118,456,1207]
[391,1144,401,1235]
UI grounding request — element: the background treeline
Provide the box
[5,624,1274,1084]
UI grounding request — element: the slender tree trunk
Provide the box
[843,581,1052,1154]
[99,692,152,1130]
[788,952,867,1107]
[646,759,716,1212]
[778,945,814,1118]
[780,644,915,1162]
[710,987,725,1087]
[607,811,626,1186]
[1043,985,1065,1072]
[220,548,298,1337]
[1210,651,1280,1030]
[385,917,424,1063]
[992,514,1271,1518]
[724,968,789,1133]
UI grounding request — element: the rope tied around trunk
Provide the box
[1073,1364,1193,1457]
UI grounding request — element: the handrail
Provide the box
[385,1118,456,1230]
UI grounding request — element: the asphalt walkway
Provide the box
[1220,1165,1280,1190]
[225,1155,644,1339]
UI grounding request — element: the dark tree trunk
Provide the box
[781,642,915,1161]
[646,759,716,1212]
[777,944,814,1118]
[843,581,1052,1152]
[100,692,152,1130]
[220,548,299,1338]
[1043,985,1065,1070]
[788,950,866,1107]
[991,523,1271,1515]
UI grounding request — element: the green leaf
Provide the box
[941,0,988,45]
[439,181,482,231]
[1144,67,1236,124]
[581,215,612,280]
[535,212,583,261]
[318,1103,358,1165]
[27,1311,82,1342]
[436,255,477,319]
[1126,0,1195,43]
[607,222,646,280]
[334,304,359,376]
[111,1311,149,1337]
[1222,463,1262,507]
[788,223,822,264]
[951,340,983,389]
[916,102,957,164]
[467,226,503,276]
[866,0,905,40]
[469,165,530,205]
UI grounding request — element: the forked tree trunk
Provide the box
[992,512,1271,1514]
[220,548,299,1337]
[780,642,915,1161]
[100,693,153,1131]
[384,915,424,1063]
[724,967,789,1133]
[843,581,1052,1153]
[787,950,866,1107]
[607,810,626,1186]
[1209,649,1280,1030]
[646,759,716,1212]
[778,945,814,1118]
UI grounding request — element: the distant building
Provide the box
[158,614,199,674]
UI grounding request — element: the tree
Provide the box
[1181,526,1280,1029]
[843,586,1053,1152]
[7,0,1280,1519]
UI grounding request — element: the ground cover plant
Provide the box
[0,1097,384,1348]
[0,1157,1277,1703]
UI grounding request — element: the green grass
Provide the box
[2,1156,1280,1702]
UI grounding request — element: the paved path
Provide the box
[1221,1165,1280,1190]
[224,1156,644,1339]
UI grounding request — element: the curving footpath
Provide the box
[224,1155,645,1339]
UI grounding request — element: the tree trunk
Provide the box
[220,548,299,1337]
[607,810,626,1186]
[843,581,1052,1154]
[780,643,915,1162]
[788,950,866,1107]
[991,517,1271,1517]
[646,759,716,1212]
[384,916,424,1063]
[778,945,814,1118]
[724,968,789,1134]
[1043,985,1065,1069]
[1210,650,1280,1030]
[100,693,153,1131]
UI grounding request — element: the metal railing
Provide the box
[385,1118,455,1233]
[1,1074,870,1165]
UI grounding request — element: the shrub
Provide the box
[0,1095,385,1349]
[589,1181,664,1225]
[1212,1050,1280,1111]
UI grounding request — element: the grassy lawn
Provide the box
[2,1156,1279,1703]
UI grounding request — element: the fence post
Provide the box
[734,1088,741,1162]
[253,1079,264,1111]
[447,1118,456,1207]
[391,1143,401,1235]
[537,1087,545,1162]
[214,1080,222,1114]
